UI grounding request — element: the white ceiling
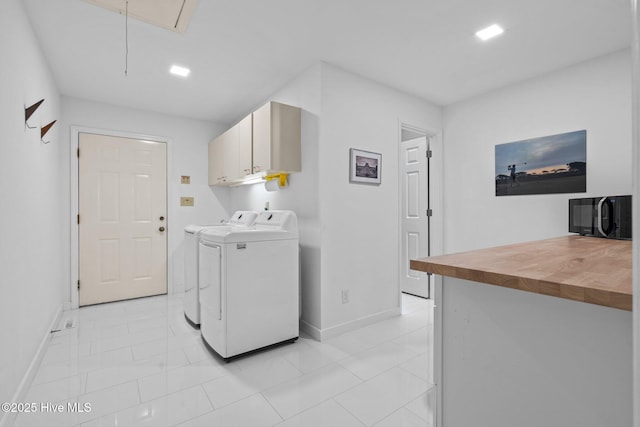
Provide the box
[23,0,631,124]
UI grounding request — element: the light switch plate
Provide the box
[181,175,190,184]
[180,197,194,207]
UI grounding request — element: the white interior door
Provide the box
[400,136,430,298]
[79,133,167,306]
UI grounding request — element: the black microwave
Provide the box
[568,195,632,240]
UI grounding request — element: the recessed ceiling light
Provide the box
[170,65,191,77]
[476,24,504,41]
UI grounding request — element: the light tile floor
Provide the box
[15,293,434,427]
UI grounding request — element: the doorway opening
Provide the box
[398,122,441,427]
[399,124,433,299]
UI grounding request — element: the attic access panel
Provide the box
[81,0,198,33]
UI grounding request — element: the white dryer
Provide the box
[183,211,257,326]
[198,210,299,360]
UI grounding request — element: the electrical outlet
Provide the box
[180,197,194,207]
[341,290,349,304]
[181,175,190,184]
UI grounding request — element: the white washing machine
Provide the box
[198,210,299,360]
[183,211,257,326]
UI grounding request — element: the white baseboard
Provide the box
[300,307,401,342]
[299,319,322,341]
[0,304,63,427]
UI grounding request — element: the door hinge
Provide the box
[77,280,80,290]
[77,214,80,224]
[77,148,80,158]
[426,209,433,217]
[426,150,432,158]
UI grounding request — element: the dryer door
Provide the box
[198,241,226,356]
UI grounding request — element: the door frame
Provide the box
[70,126,172,309]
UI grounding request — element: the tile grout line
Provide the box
[331,397,368,427]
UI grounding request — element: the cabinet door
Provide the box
[252,102,271,174]
[237,115,253,177]
[209,124,243,185]
[222,125,239,182]
[208,137,223,185]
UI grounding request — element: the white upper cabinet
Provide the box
[208,101,301,186]
[252,101,301,175]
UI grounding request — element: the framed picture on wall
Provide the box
[495,129,587,196]
[349,148,382,184]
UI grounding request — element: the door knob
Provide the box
[159,216,165,221]
[159,226,165,232]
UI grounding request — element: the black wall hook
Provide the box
[41,120,56,144]
[25,99,44,129]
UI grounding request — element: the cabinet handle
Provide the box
[253,166,261,172]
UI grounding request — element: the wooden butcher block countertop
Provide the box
[410,235,632,311]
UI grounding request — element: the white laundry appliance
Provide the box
[198,210,299,360]
[183,211,257,326]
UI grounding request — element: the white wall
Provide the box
[231,63,442,337]
[442,50,632,253]
[230,64,323,328]
[318,65,441,334]
[60,97,228,295]
[0,0,64,414]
